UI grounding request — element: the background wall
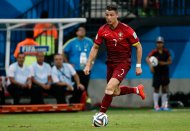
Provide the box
[0,0,189,107]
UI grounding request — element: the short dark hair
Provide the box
[17,52,25,57]
[77,26,86,32]
[54,53,62,58]
[106,4,118,12]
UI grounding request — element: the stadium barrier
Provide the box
[0,104,84,113]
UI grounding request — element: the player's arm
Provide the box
[30,66,46,88]
[9,77,25,87]
[73,73,85,90]
[166,56,172,65]
[26,77,32,89]
[159,56,172,65]
[127,26,142,75]
[145,50,155,73]
[133,42,142,76]
[159,49,172,65]
[146,56,152,67]
[84,43,100,75]
[8,65,25,87]
[31,76,45,87]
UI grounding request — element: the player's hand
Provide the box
[159,61,166,65]
[136,67,142,76]
[27,83,32,89]
[20,84,27,89]
[150,66,154,73]
[83,65,91,75]
[77,83,85,91]
[43,84,51,90]
[42,84,47,89]
[67,85,74,91]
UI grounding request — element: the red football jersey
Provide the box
[95,22,140,63]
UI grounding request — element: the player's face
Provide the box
[37,52,44,64]
[17,54,25,66]
[105,10,118,26]
[54,55,63,67]
[76,27,86,38]
[156,42,164,49]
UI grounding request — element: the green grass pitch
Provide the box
[0,108,190,131]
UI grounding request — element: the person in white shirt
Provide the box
[0,76,5,105]
[30,52,52,104]
[52,54,85,103]
[7,53,31,104]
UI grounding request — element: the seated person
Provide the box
[51,54,85,104]
[0,76,5,105]
[30,52,52,104]
[7,53,32,104]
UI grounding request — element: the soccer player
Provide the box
[146,36,172,111]
[84,4,145,114]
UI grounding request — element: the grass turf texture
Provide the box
[0,109,190,131]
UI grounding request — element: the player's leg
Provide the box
[153,87,160,110]
[7,84,22,104]
[161,85,169,109]
[100,78,120,113]
[115,84,145,99]
[30,84,44,104]
[161,76,170,110]
[0,84,5,105]
[111,63,145,99]
[153,75,161,110]
[99,64,116,113]
[49,84,67,104]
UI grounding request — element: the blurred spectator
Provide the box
[132,0,160,16]
[146,36,172,111]
[52,54,85,104]
[34,11,58,65]
[0,76,5,105]
[7,53,32,104]
[14,30,39,66]
[63,27,93,93]
[30,52,52,104]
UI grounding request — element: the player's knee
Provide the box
[112,87,121,96]
[105,78,120,95]
[113,89,120,96]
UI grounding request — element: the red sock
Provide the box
[100,94,113,113]
[119,85,137,96]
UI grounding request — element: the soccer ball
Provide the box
[149,56,158,67]
[92,112,108,127]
